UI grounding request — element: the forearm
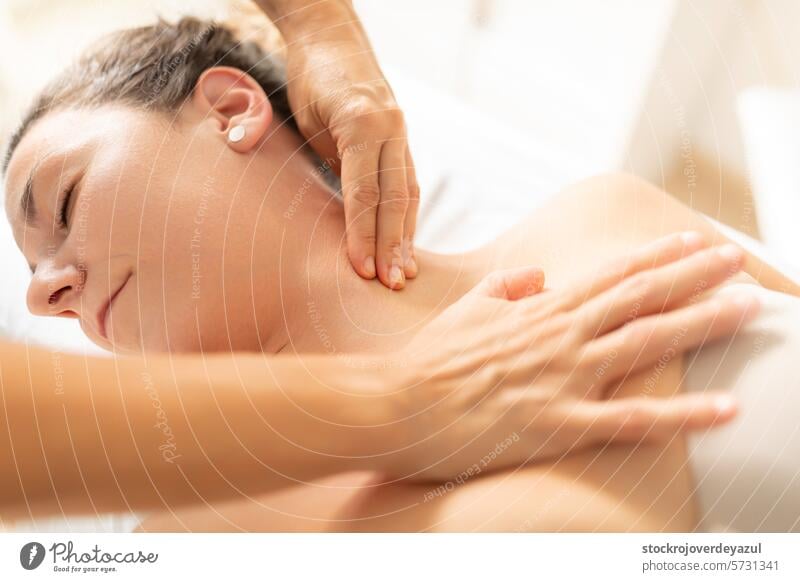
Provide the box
[255,0,368,45]
[0,341,404,519]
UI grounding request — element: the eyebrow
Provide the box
[20,171,36,223]
[17,156,46,226]
[16,158,47,274]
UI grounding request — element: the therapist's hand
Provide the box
[255,0,417,286]
[387,232,759,481]
[284,37,419,290]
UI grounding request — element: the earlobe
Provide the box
[192,66,273,152]
[227,124,247,143]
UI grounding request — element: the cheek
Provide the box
[73,189,109,242]
[73,180,147,261]
[110,269,202,353]
[140,202,226,352]
[124,164,263,352]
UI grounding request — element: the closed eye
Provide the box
[58,182,76,230]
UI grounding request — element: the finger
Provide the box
[565,392,738,447]
[341,138,382,280]
[402,143,420,279]
[579,243,745,336]
[376,139,409,289]
[469,267,546,300]
[585,290,761,385]
[564,231,708,309]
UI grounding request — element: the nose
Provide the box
[27,261,83,318]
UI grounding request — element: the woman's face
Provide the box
[4,104,284,353]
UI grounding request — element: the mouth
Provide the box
[97,273,131,342]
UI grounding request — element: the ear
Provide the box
[192,66,273,152]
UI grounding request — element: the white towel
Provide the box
[686,283,800,532]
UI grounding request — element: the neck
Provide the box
[280,200,481,354]
[244,136,481,353]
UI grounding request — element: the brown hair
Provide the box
[2,16,294,174]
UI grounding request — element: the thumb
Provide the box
[469,267,545,300]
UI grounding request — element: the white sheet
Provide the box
[686,284,800,532]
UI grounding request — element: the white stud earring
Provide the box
[228,125,246,143]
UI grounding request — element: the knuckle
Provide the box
[407,181,421,203]
[657,233,686,261]
[572,304,598,338]
[381,194,409,213]
[602,252,639,285]
[619,407,653,439]
[383,106,406,128]
[619,275,654,317]
[573,344,596,374]
[540,312,583,349]
[623,272,653,300]
[520,304,574,330]
[620,320,650,347]
[336,92,378,119]
[348,183,381,207]
[552,291,579,314]
[564,316,588,346]
[348,226,377,250]
[381,238,404,256]
[349,228,376,246]
[338,139,374,160]
[382,186,409,200]
[606,255,633,279]
[337,92,405,128]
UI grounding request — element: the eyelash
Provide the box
[58,183,76,229]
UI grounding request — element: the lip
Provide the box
[97,273,131,341]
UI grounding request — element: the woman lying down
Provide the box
[4,18,800,533]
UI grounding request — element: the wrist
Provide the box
[258,0,362,45]
[329,352,420,472]
[353,350,458,476]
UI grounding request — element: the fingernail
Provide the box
[680,231,704,248]
[405,256,418,277]
[363,256,376,278]
[401,238,418,278]
[389,264,405,289]
[717,244,743,262]
[731,292,760,318]
[714,394,736,414]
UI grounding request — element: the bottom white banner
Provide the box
[1,533,798,581]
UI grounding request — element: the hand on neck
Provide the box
[239,124,484,354]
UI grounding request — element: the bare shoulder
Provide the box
[486,172,798,294]
[529,172,714,244]
[482,173,703,286]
